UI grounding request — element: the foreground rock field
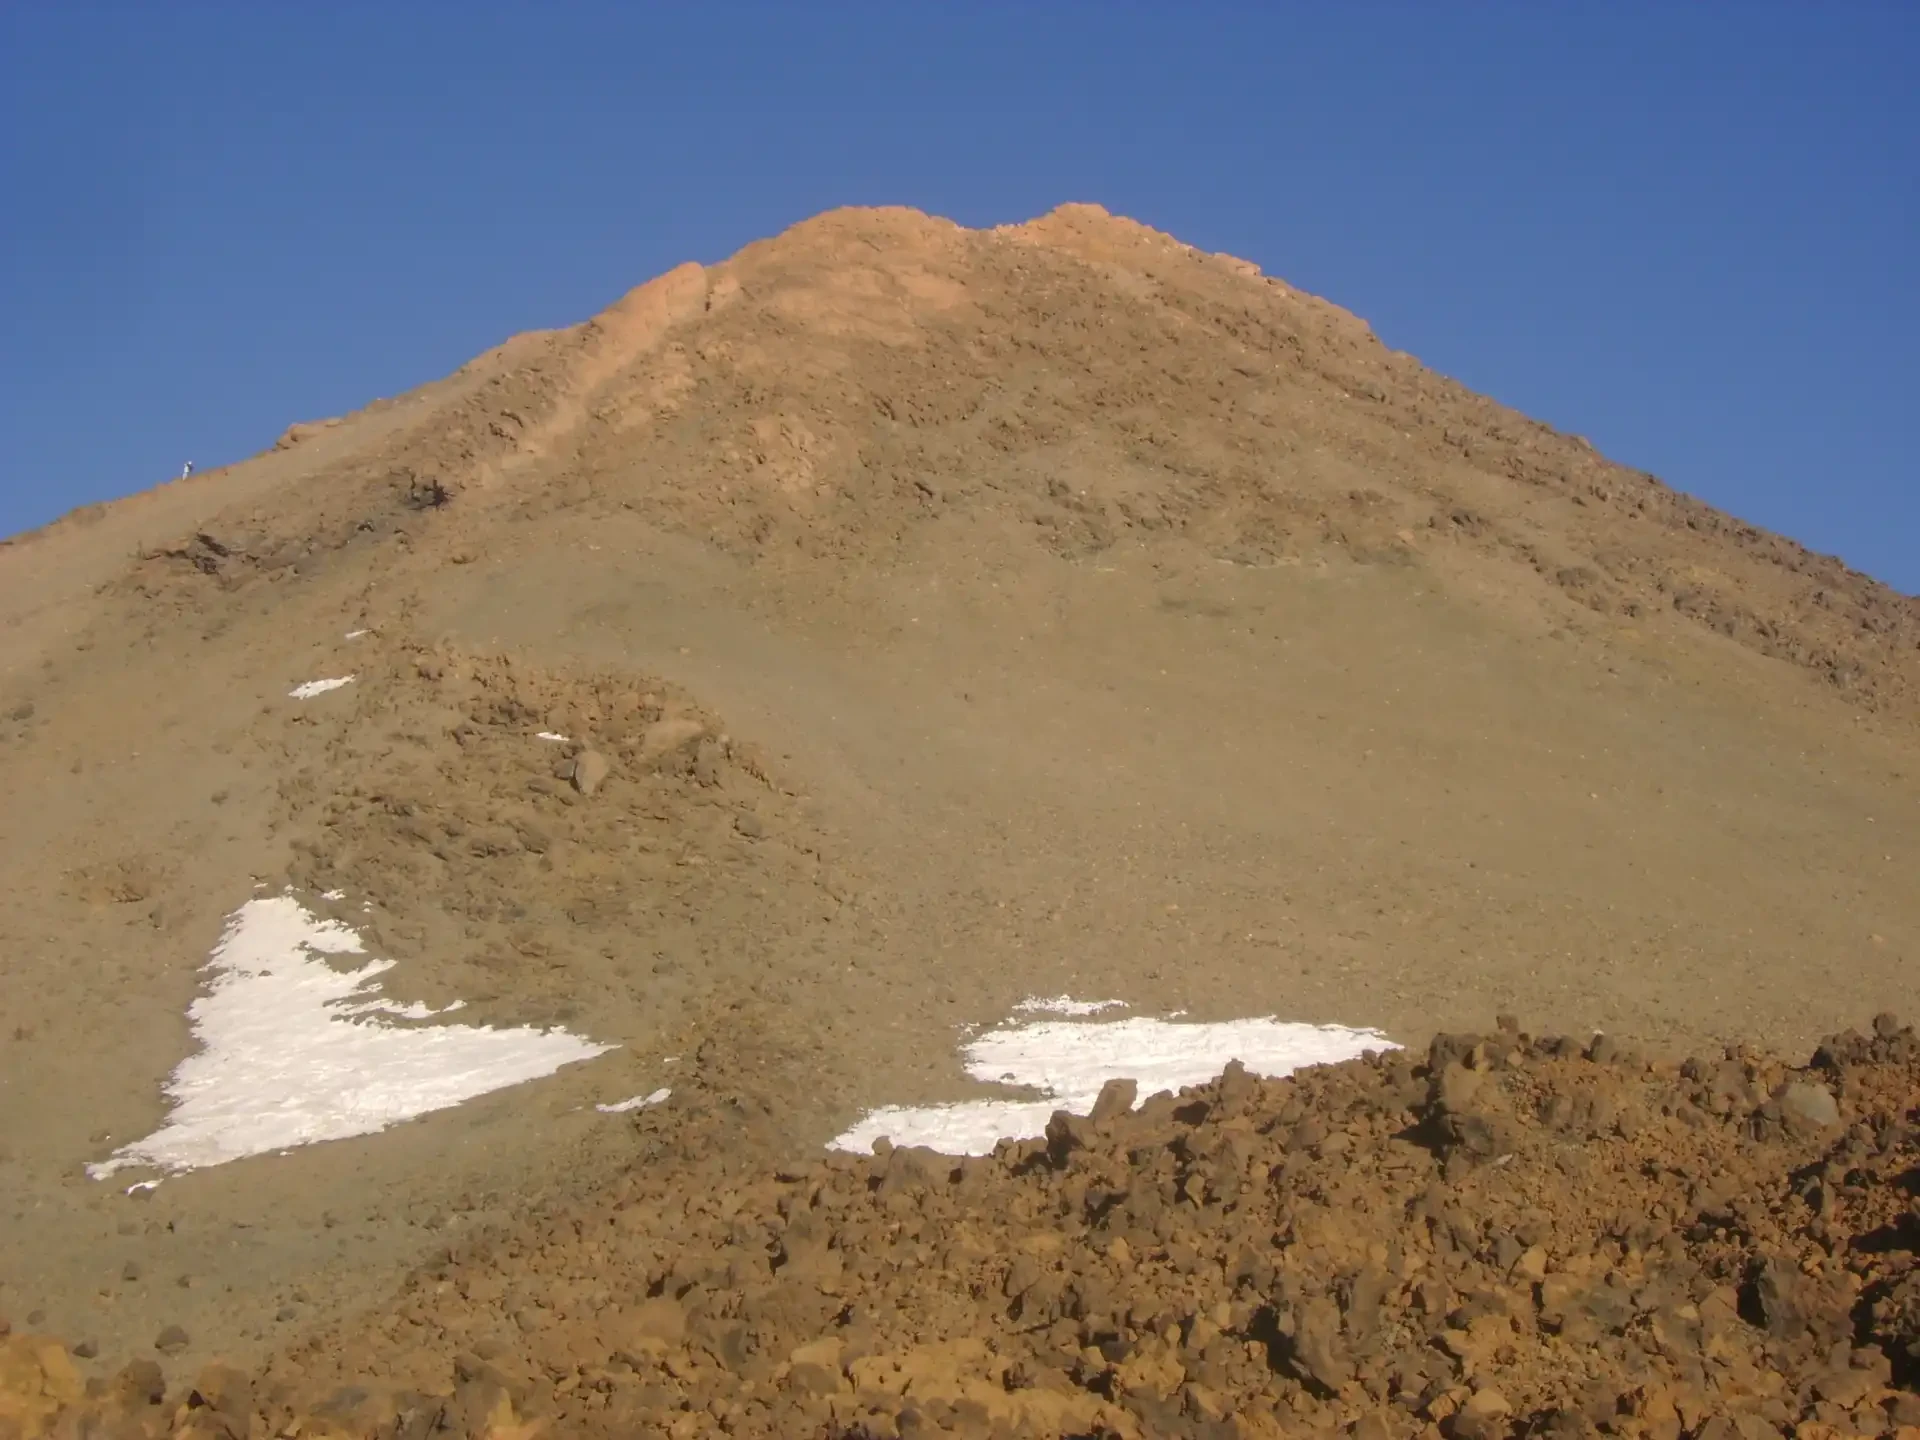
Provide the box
[11,1015,1920,1439]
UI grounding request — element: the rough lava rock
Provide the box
[18,1016,1920,1438]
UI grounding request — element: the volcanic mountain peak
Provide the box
[127,201,1915,724]
[3,203,1918,1386]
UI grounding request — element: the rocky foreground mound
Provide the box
[10,1017,1920,1440]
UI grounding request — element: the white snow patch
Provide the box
[536,732,571,743]
[829,1010,1394,1157]
[88,895,612,1178]
[320,889,345,901]
[344,629,369,640]
[289,676,355,699]
[1015,995,1126,1017]
[596,1087,671,1114]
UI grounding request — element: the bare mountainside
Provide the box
[1,204,1917,1401]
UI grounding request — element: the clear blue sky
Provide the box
[3,5,1914,591]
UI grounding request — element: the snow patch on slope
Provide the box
[830,1008,1392,1157]
[90,895,611,1178]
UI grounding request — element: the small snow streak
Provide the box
[596,1088,672,1114]
[1014,995,1126,1016]
[289,676,355,699]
